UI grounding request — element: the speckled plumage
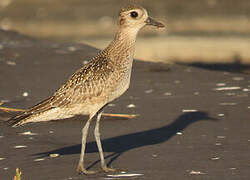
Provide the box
[9,25,136,127]
[9,5,164,174]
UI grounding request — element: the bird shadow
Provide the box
[35,111,218,169]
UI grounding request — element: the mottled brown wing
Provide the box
[16,56,113,117]
[49,56,114,108]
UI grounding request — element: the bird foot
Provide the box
[102,166,116,173]
[77,163,97,175]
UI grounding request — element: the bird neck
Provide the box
[104,27,139,64]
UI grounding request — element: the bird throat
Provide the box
[104,27,138,65]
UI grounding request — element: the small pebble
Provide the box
[49,130,54,134]
[22,92,29,97]
[152,154,158,158]
[127,104,136,108]
[14,145,27,149]
[50,153,60,158]
[0,158,5,161]
[3,167,9,170]
[0,44,3,49]
[242,88,249,92]
[229,167,236,170]
[144,89,153,94]
[248,106,250,109]
[174,80,181,84]
[0,136,4,138]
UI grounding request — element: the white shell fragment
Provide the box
[216,83,226,86]
[107,173,144,178]
[127,104,136,108]
[3,167,9,170]
[194,92,199,95]
[0,158,5,161]
[49,153,60,158]
[49,130,54,134]
[176,132,183,135]
[82,60,88,65]
[34,158,45,162]
[217,136,226,139]
[217,114,225,117]
[189,170,206,175]
[215,143,222,146]
[182,109,198,112]
[14,145,27,149]
[6,61,16,66]
[19,131,38,136]
[233,77,244,81]
[214,87,241,91]
[211,157,220,160]
[144,89,153,94]
[22,92,29,97]
[107,103,116,107]
[68,46,76,52]
[164,92,172,96]
[219,102,237,106]
[242,88,249,92]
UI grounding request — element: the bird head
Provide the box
[118,5,165,32]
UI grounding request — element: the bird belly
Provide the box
[107,72,130,102]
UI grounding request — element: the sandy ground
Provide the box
[1,0,250,64]
[84,36,250,64]
[0,30,250,180]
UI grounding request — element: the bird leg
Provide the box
[77,114,96,175]
[94,111,116,172]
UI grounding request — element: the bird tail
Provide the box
[7,96,54,127]
[7,112,32,127]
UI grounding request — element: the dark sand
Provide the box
[0,30,249,180]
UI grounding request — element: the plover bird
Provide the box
[8,5,164,174]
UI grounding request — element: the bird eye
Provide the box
[130,11,138,18]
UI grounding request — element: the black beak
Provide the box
[145,17,165,28]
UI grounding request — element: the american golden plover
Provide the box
[9,5,164,174]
